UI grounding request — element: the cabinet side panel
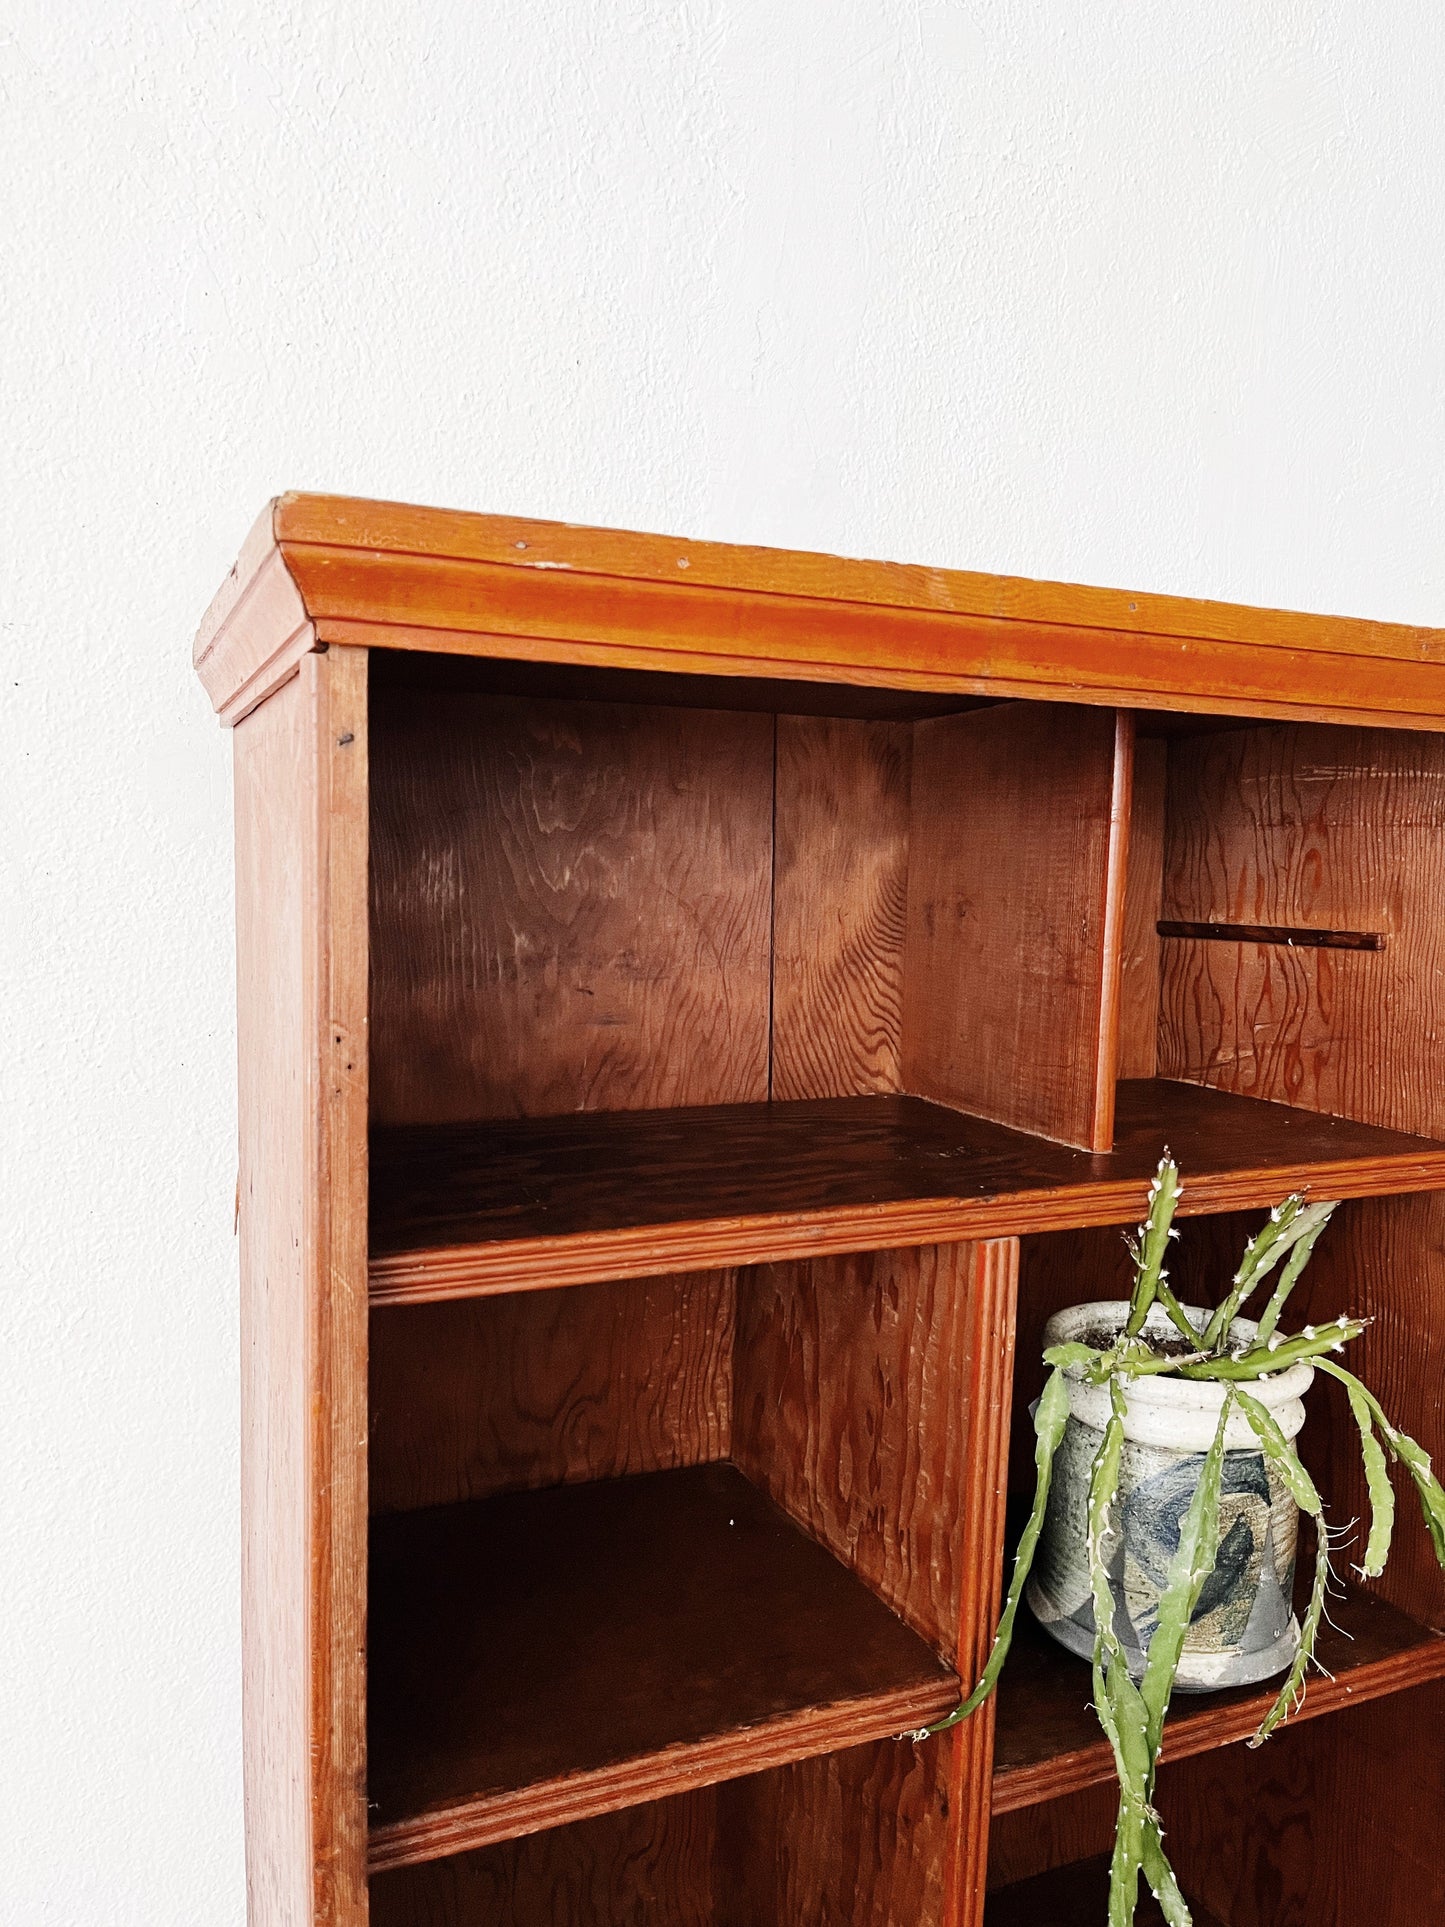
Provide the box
[772,715,910,1099]
[368,1270,734,1514]
[902,704,1131,1149]
[235,669,315,1927]
[369,1789,716,1926]
[731,1239,1017,1925]
[368,690,773,1124]
[235,649,370,1927]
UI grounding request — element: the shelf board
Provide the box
[986,1855,1225,1926]
[369,1079,1445,1303]
[366,1462,958,1871]
[991,1582,1445,1814]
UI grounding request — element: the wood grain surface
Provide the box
[197,496,1445,735]
[733,1243,978,1653]
[368,1270,734,1515]
[368,687,772,1124]
[1159,725,1445,1619]
[902,703,1130,1150]
[771,714,911,1100]
[233,649,369,1926]
[365,1463,958,1871]
[989,1575,1445,1814]
[369,1789,717,1927]
[1158,723,1445,1120]
[366,1081,1445,1303]
[1116,732,1165,1079]
[1160,1683,1445,1927]
[716,1741,953,1927]
[733,1240,1019,1927]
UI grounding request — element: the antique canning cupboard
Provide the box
[196,496,1445,1925]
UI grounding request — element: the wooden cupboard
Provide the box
[197,495,1445,1924]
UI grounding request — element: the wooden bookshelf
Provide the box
[200,495,1445,1926]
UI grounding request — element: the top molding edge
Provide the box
[193,491,1445,728]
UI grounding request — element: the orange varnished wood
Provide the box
[233,649,369,1925]
[198,499,1445,1927]
[366,1082,1445,1304]
[365,1463,958,1872]
[771,715,911,1100]
[902,704,1129,1150]
[716,1742,953,1927]
[370,1789,717,1926]
[1159,725,1445,1629]
[1116,732,1166,1079]
[368,688,773,1125]
[732,1239,1018,1927]
[368,1270,734,1516]
[196,495,1445,732]
[271,494,1444,667]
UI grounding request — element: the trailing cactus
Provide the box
[927,1156,1445,1926]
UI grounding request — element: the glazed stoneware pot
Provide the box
[1025,1300,1315,1691]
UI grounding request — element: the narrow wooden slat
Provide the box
[1159,918,1386,950]
[365,1464,958,1871]
[366,1082,1445,1304]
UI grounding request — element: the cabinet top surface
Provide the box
[195,491,1445,728]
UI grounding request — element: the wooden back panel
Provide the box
[902,704,1132,1150]
[369,689,773,1125]
[771,715,911,1100]
[368,1271,733,1515]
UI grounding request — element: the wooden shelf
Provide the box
[991,1581,1445,1814]
[986,1855,1225,1926]
[368,1079,1445,1304]
[365,1461,958,1871]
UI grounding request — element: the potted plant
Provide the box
[928,1157,1445,1926]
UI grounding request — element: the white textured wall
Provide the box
[4,5,1444,1920]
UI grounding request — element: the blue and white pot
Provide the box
[1026,1300,1314,1691]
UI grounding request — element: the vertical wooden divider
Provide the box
[1116,732,1166,1080]
[901,704,1133,1151]
[235,647,370,1927]
[723,1237,1018,1924]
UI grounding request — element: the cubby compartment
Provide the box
[365,1236,1013,1903]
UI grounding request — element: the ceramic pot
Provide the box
[1025,1300,1314,1691]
